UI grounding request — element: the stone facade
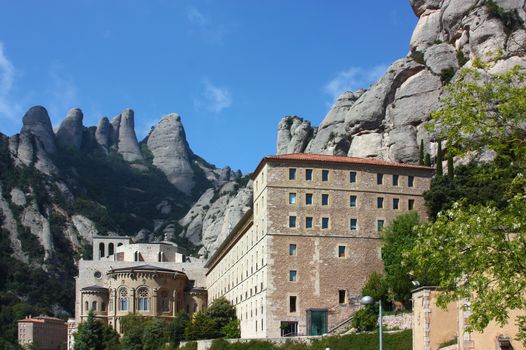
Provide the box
[206,154,433,338]
[18,316,67,350]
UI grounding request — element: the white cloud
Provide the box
[194,80,232,113]
[0,42,22,123]
[186,6,227,45]
[324,64,388,101]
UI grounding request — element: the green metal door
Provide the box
[307,309,328,335]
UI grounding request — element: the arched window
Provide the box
[134,251,139,262]
[101,301,106,312]
[137,287,149,311]
[99,242,105,259]
[159,290,170,312]
[108,243,114,256]
[84,301,88,313]
[119,288,128,311]
[158,251,164,262]
[117,243,123,247]
[92,301,97,311]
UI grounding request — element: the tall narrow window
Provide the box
[377,197,384,209]
[289,244,297,256]
[289,216,297,228]
[350,195,357,208]
[101,301,106,312]
[377,219,385,232]
[289,270,297,282]
[339,290,346,304]
[85,301,88,313]
[137,288,150,311]
[119,288,128,311]
[321,217,329,229]
[321,194,329,206]
[289,168,296,180]
[305,217,313,229]
[350,218,358,231]
[393,198,400,210]
[377,173,384,185]
[393,174,399,186]
[338,245,346,258]
[408,176,414,187]
[289,296,297,313]
[305,193,313,205]
[322,170,329,181]
[289,193,296,204]
[350,171,357,183]
[408,199,415,210]
[305,169,313,181]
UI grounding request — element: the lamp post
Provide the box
[360,295,382,350]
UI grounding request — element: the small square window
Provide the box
[350,171,357,183]
[322,194,329,206]
[305,193,313,205]
[289,168,296,180]
[322,170,329,181]
[305,217,313,229]
[321,217,329,229]
[305,169,313,181]
[289,193,296,204]
[350,218,358,231]
[408,199,415,210]
[289,244,296,256]
[377,197,384,209]
[289,216,297,228]
[408,176,414,187]
[289,270,297,282]
[289,296,297,313]
[393,174,399,186]
[377,219,385,232]
[338,245,346,258]
[339,290,346,304]
[377,173,383,185]
[350,195,357,208]
[393,198,399,210]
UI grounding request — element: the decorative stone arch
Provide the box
[99,242,105,259]
[108,243,114,256]
[158,288,171,313]
[136,286,150,311]
[118,287,128,311]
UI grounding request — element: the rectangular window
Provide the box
[377,197,384,209]
[305,217,313,229]
[350,171,357,183]
[377,173,383,185]
[289,168,296,180]
[289,270,297,282]
[289,244,297,256]
[305,193,313,205]
[350,218,358,231]
[289,216,297,228]
[408,176,414,187]
[322,170,329,181]
[321,194,329,206]
[289,193,296,204]
[393,174,399,186]
[305,169,313,181]
[408,199,415,210]
[377,219,385,232]
[350,195,357,208]
[289,296,297,313]
[338,245,346,258]
[393,198,399,210]
[321,217,329,229]
[339,290,346,304]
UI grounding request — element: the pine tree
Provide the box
[424,153,432,166]
[436,141,443,176]
[419,139,425,165]
[74,311,104,350]
[447,155,454,179]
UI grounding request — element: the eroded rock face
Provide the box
[21,201,53,260]
[72,215,98,243]
[95,117,113,150]
[277,116,314,155]
[21,106,56,154]
[56,108,84,150]
[115,109,144,163]
[147,113,195,195]
[0,185,26,261]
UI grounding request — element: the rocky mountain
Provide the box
[277,0,526,162]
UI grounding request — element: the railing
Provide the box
[327,315,354,335]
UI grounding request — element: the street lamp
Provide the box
[360,295,382,350]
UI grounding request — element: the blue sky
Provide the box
[0,1,417,173]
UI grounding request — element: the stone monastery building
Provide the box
[73,153,433,340]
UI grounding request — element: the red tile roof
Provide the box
[251,153,434,179]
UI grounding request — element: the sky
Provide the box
[0,1,417,173]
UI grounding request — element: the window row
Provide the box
[288,216,385,231]
[287,290,348,313]
[288,168,415,187]
[288,244,350,259]
[289,193,415,209]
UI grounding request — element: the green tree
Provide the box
[184,311,218,340]
[436,141,443,176]
[414,65,526,344]
[361,272,388,305]
[419,139,425,165]
[205,297,237,333]
[171,312,190,344]
[74,311,105,350]
[142,318,170,350]
[120,315,146,350]
[221,319,241,339]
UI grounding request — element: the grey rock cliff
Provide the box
[56,108,84,150]
[115,109,144,163]
[95,117,113,150]
[21,106,56,154]
[147,113,195,195]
